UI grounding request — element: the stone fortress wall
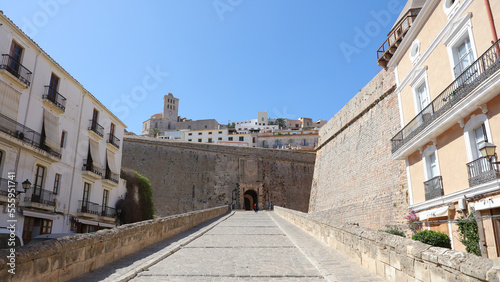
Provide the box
[121,136,316,216]
[308,68,409,229]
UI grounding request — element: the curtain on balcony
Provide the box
[89,138,103,169]
[106,149,119,174]
[43,109,60,151]
[0,80,21,128]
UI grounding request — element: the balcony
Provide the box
[77,200,100,216]
[23,187,56,207]
[88,119,104,138]
[0,112,61,158]
[377,8,421,68]
[104,169,119,184]
[424,176,444,201]
[467,157,500,187]
[0,178,16,198]
[0,54,32,86]
[42,86,66,112]
[82,159,104,178]
[100,206,116,218]
[107,133,120,149]
[392,39,500,154]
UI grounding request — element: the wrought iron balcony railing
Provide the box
[453,50,475,78]
[24,187,56,206]
[88,119,104,137]
[0,112,61,158]
[83,159,103,176]
[78,200,100,215]
[467,156,500,187]
[377,8,421,67]
[0,178,16,197]
[104,169,119,184]
[42,86,66,112]
[424,176,444,201]
[391,39,500,153]
[0,54,32,86]
[107,133,120,149]
[100,206,116,218]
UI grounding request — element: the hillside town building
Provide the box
[0,12,127,243]
[387,0,500,257]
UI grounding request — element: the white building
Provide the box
[182,129,252,147]
[0,12,127,243]
[234,111,279,133]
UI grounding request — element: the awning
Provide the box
[106,150,119,174]
[0,81,21,122]
[23,210,59,220]
[76,218,115,228]
[89,138,103,169]
[419,206,449,221]
[471,198,500,211]
[43,109,61,151]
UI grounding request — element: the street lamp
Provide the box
[479,142,500,164]
[18,179,31,196]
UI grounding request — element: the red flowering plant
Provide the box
[406,209,422,234]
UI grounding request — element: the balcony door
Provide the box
[426,152,439,179]
[454,38,473,78]
[416,83,430,113]
[102,189,109,216]
[48,73,59,98]
[82,182,90,212]
[472,124,487,160]
[33,165,45,202]
[8,41,23,74]
[109,123,115,143]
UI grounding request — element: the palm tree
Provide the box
[150,128,161,137]
[275,118,286,130]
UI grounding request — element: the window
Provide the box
[229,137,233,141]
[33,165,46,200]
[453,37,473,77]
[275,140,280,147]
[198,132,202,135]
[464,114,492,161]
[303,139,307,146]
[262,141,267,147]
[53,174,61,194]
[8,41,24,75]
[427,152,439,179]
[208,132,212,135]
[102,189,109,214]
[239,137,244,141]
[205,125,207,129]
[218,137,222,141]
[198,139,202,142]
[422,145,441,181]
[415,83,430,112]
[60,130,67,148]
[41,219,53,235]
[82,182,91,212]
[289,139,293,144]
[218,131,222,134]
[48,73,60,97]
[92,108,99,123]
[110,123,115,140]
[208,138,213,143]
[188,139,192,142]
[188,133,192,136]
[471,124,488,160]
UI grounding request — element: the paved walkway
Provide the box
[72,211,384,281]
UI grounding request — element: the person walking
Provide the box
[253,203,257,212]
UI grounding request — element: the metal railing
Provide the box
[24,187,56,206]
[391,39,500,153]
[453,50,475,78]
[424,176,444,201]
[0,112,61,158]
[100,206,116,218]
[0,178,16,197]
[107,133,120,149]
[88,119,104,137]
[0,54,32,86]
[467,156,500,187]
[377,9,421,66]
[78,200,100,215]
[104,169,119,184]
[42,86,66,112]
[82,159,104,176]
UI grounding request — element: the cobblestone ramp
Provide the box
[130,211,383,281]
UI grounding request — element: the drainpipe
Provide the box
[485,0,498,43]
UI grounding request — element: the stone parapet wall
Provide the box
[0,206,229,282]
[275,206,500,281]
[309,68,408,229]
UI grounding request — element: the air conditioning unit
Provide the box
[458,198,467,210]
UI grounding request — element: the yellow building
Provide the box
[384,0,500,257]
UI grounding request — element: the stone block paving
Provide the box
[71,211,384,281]
[130,211,383,281]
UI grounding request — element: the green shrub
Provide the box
[412,230,451,248]
[382,225,406,237]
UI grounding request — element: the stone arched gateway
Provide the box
[239,182,263,210]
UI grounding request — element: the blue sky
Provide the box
[2,1,405,134]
